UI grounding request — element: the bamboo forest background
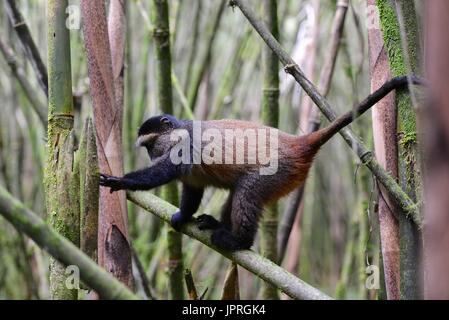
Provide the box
[0,0,428,300]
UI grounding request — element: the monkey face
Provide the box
[135,114,180,148]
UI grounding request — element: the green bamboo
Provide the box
[259,0,280,300]
[151,0,184,300]
[335,211,356,299]
[377,0,422,300]
[187,0,226,113]
[183,1,202,93]
[45,0,79,300]
[210,27,253,119]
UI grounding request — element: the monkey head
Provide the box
[136,114,183,160]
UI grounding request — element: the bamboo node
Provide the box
[284,63,298,75]
[13,21,26,28]
[360,150,373,165]
[337,0,349,9]
[153,28,169,38]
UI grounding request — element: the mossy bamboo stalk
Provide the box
[45,0,79,300]
[259,0,280,300]
[150,0,184,300]
[128,191,332,300]
[230,0,421,227]
[377,0,422,299]
[368,0,400,300]
[0,186,139,300]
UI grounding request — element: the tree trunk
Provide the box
[423,0,449,300]
[377,0,422,299]
[81,0,133,289]
[367,0,400,299]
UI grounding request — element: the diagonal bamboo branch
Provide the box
[0,36,47,126]
[127,191,332,300]
[5,0,49,96]
[229,0,421,227]
[0,186,138,300]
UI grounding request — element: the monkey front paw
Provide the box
[171,211,190,231]
[196,214,222,230]
[99,173,124,193]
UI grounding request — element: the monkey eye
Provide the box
[160,116,172,127]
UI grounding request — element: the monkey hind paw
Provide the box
[196,214,222,230]
[171,211,190,231]
[211,228,251,251]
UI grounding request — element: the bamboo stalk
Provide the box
[183,1,202,93]
[367,0,400,300]
[260,0,280,300]
[150,0,185,300]
[81,0,133,288]
[45,0,79,300]
[377,0,422,299]
[187,0,226,113]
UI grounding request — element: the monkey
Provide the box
[100,76,423,251]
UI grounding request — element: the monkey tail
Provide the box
[306,75,425,149]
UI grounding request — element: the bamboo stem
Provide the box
[150,0,185,300]
[260,0,280,300]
